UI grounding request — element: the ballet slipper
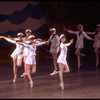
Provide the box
[78,63,81,69]
[13,76,17,83]
[96,61,99,67]
[60,83,64,90]
[30,81,33,88]
[80,53,86,56]
[50,70,59,75]
[20,73,27,78]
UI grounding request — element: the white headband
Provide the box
[25,29,32,33]
[49,28,56,31]
[17,32,24,36]
[59,34,65,39]
[28,35,35,39]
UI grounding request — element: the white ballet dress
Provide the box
[23,37,30,57]
[57,42,71,65]
[24,42,46,65]
[93,33,100,48]
[68,30,92,48]
[86,31,100,48]
[48,34,60,53]
[4,37,24,59]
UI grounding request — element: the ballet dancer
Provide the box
[18,35,47,87]
[86,24,100,67]
[47,28,60,75]
[0,33,24,83]
[20,29,32,78]
[57,34,74,90]
[64,24,94,69]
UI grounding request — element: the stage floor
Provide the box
[0,59,100,99]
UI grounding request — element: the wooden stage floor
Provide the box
[0,59,100,99]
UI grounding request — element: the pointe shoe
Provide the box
[13,76,17,83]
[30,81,33,88]
[81,54,86,56]
[96,62,99,67]
[78,63,81,69]
[50,70,58,75]
[80,53,86,56]
[20,73,27,78]
[60,83,64,90]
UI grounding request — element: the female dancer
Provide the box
[64,24,94,69]
[47,28,60,75]
[86,24,100,67]
[20,29,32,77]
[19,35,47,87]
[0,33,24,82]
[57,34,74,90]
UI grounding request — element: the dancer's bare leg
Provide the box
[58,63,64,90]
[31,64,36,74]
[20,56,27,77]
[64,64,70,73]
[13,58,17,83]
[94,47,99,67]
[17,58,22,67]
[52,53,58,70]
[50,53,58,75]
[75,48,81,69]
[26,64,33,88]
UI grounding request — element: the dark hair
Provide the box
[51,33,57,40]
[95,30,100,35]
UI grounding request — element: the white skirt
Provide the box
[50,46,59,53]
[75,40,84,48]
[57,55,67,65]
[25,55,36,65]
[23,47,29,57]
[11,49,23,59]
[93,41,100,48]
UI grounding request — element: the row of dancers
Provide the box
[0,24,100,90]
[0,29,47,88]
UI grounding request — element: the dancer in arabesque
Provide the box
[64,24,94,69]
[86,24,100,68]
[0,33,24,83]
[18,35,48,87]
[57,34,74,90]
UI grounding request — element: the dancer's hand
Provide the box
[8,35,15,40]
[36,38,43,42]
[8,35,11,38]
[91,38,95,41]
[0,36,2,39]
[59,46,62,51]
[31,44,35,47]
[64,27,70,33]
[45,41,49,45]
[70,39,74,44]
[64,27,67,31]
[0,36,4,39]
